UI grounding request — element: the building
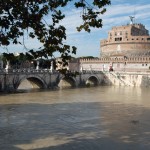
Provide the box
[69,20,150,73]
[100,20,150,57]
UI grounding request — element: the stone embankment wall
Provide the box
[103,72,150,87]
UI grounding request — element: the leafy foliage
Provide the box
[0,0,111,67]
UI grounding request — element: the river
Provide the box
[0,86,150,150]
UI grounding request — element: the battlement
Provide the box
[80,57,150,63]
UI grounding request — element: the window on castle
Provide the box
[115,37,122,41]
[147,38,150,41]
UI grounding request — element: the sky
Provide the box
[1,0,150,58]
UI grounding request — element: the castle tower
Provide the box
[100,21,150,57]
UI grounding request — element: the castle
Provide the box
[69,18,150,72]
[100,20,150,57]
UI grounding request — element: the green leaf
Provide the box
[0,0,111,72]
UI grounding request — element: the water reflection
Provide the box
[0,86,150,149]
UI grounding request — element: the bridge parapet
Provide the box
[0,69,59,74]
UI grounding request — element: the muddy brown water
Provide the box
[0,86,150,150]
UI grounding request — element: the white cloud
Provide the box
[56,3,150,37]
[97,3,150,33]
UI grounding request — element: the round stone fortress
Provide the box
[100,20,150,57]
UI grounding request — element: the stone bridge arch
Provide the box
[17,75,47,90]
[85,75,100,86]
[58,76,76,88]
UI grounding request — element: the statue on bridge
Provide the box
[5,61,10,73]
[50,61,54,73]
[36,60,39,70]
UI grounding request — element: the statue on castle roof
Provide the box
[129,16,135,25]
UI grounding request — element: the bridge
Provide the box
[0,69,105,92]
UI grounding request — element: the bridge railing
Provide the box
[0,68,103,75]
[80,70,103,74]
[0,68,59,74]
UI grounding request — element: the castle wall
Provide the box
[101,41,150,57]
[78,57,150,72]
